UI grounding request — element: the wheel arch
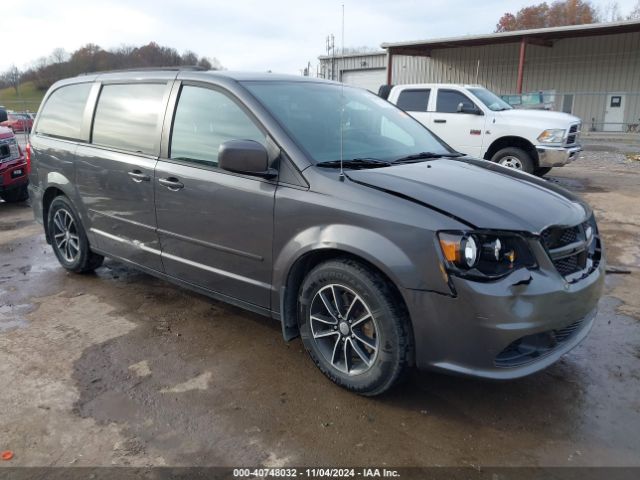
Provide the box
[279,247,415,366]
[484,136,539,166]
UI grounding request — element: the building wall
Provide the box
[390,31,640,130]
[318,53,386,81]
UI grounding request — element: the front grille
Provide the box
[566,123,580,145]
[495,319,584,367]
[540,215,601,282]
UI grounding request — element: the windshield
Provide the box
[468,87,512,112]
[243,81,454,163]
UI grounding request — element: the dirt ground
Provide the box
[0,151,639,469]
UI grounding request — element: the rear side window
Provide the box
[396,89,430,112]
[436,90,476,113]
[170,85,265,167]
[92,83,166,155]
[36,83,92,140]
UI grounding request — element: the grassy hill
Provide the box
[0,82,45,112]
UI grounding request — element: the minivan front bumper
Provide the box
[536,145,582,167]
[402,256,605,379]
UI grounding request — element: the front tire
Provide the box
[0,184,29,203]
[298,259,412,396]
[491,147,535,174]
[47,196,104,273]
[535,167,552,176]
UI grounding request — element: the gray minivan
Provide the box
[28,69,604,395]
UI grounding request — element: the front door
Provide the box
[429,88,486,157]
[603,94,625,132]
[155,83,276,309]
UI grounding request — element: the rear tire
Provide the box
[0,185,29,203]
[47,196,104,273]
[298,259,412,396]
[491,147,535,174]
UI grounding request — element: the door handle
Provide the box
[158,177,184,191]
[434,119,447,123]
[128,170,150,182]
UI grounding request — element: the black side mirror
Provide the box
[218,140,277,179]
[457,102,482,115]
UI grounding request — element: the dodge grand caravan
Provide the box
[28,70,604,395]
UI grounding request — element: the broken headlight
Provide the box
[437,231,537,280]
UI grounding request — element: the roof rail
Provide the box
[81,65,208,76]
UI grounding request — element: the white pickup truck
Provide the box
[385,84,582,176]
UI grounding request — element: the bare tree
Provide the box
[629,0,640,19]
[3,65,22,94]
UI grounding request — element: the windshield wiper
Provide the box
[316,158,392,169]
[392,152,463,163]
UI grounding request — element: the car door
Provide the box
[429,88,486,157]
[154,82,276,309]
[75,80,172,272]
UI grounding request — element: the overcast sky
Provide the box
[4,0,639,74]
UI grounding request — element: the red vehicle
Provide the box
[0,126,29,202]
[0,113,33,133]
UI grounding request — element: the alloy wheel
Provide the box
[52,208,80,263]
[309,284,379,375]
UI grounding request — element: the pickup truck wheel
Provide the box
[0,185,29,203]
[298,259,412,396]
[47,196,104,273]
[535,167,552,176]
[491,147,534,174]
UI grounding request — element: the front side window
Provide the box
[170,86,265,167]
[244,82,452,163]
[36,83,92,140]
[92,83,166,155]
[436,90,476,114]
[396,89,430,112]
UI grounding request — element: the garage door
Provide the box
[341,69,386,93]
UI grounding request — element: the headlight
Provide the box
[438,231,537,280]
[537,128,566,143]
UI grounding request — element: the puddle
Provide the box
[0,303,33,331]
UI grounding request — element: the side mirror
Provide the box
[218,140,277,179]
[457,102,482,115]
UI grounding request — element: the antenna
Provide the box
[339,3,345,181]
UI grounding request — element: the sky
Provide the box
[4,0,639,74]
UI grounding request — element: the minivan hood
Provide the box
[497,108,580,128]
[346,158,590,233]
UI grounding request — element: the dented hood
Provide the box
[346,158,590,233]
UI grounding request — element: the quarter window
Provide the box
[436,90,476,113]
[170,86,265,167]
[36,83,92,140]
[396,89,430,112]
[92,83,166,155]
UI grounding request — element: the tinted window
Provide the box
[36,83,92,140]
[436,90,476,113]
[396,89,430,112]
[244,82,452,163]
[170,86,265,167]
[92,83,166,155]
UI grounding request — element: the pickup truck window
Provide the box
[468,88,512,111]
[396,89,430,112]
[436,90,476,114]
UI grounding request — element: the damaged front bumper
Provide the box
[536,145,582,168]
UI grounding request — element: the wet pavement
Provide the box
[0,151,639,468]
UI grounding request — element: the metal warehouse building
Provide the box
[318,20,640,132]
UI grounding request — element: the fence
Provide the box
[503,91,640,133]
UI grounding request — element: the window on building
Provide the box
[170,86,265,167]
[92,83,167,155]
